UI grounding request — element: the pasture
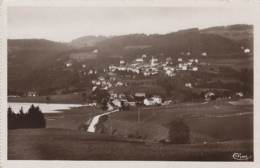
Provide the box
[8,128,253,161]
[108,99,253,142]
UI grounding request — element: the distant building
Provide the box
[178,58,183,62]
[205,92,215,100]
[192,66,198,71]
[66,63,72,67]
[92,49,98,53]
[195,59,199,63]
[144,98,155,106]
[98,76,105,81]
[116,81,124,86]
[151,95,162,104]
[135,92,146,97]
[28,92,37,97]
[136,57,144,62]
[201,52,207,56]
[244,49,250,53]
[236,92,243,97]
[185,83,192,88]
[128,101,136,107]
[120,60,125,64]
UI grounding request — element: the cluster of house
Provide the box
[108,54,199,78]
[107,91,163,109]
[91,76,113,91]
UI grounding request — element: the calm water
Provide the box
[8,102,83,113]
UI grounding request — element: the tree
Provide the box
[101,98,108,111]
[8,107,17,130]
[168,119,190,144]
[94,115,108,133]
[27,105,46,128]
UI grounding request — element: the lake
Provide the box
[8,102,83,113]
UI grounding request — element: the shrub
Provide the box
[168,119,190,144]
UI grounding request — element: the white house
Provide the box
[116,81,124,86]
[205,92,215,100]
[136,57,144,62]
[144,98,155,106]
[244,49,250,53]
[178,58,183,62]
[98,76,105,81]
[120,60,125,64]
[185,83,192,88]
[182,65,187,70]
[92,49,98,53]
[152,95,162,104]
[66,63,72,67]
[192,66,198,71]
[142,54,147,58]
[109,93,118,100]
[236,92,243,97]
[195,59,199,63]
[82,64,86,68]
[201,52,207,56]
[135,92,146,97]
[28,92,37,97]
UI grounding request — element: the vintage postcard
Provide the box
[1,0,259,167]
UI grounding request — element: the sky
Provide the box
[8,6,256,42]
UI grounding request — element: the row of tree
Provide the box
[8,105,46,130]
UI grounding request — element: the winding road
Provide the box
[87,109,119,133]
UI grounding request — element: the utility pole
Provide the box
[138,108,140,122]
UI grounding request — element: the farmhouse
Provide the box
[151,95,162,104]
[28,91,37,97]
[205,92,215,100]
[144,98,155,106]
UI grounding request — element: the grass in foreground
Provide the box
[8,128,253,161]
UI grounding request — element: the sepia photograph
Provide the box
[1,1,259,167]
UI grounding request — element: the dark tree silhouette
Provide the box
[26,105,46,128]
[168,119,190,144]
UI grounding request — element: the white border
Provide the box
[1,1,260,168]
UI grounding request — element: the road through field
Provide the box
[87,109,119,132]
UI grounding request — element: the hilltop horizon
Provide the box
[7,24,253,43]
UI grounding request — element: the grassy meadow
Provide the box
[8,128,253,161]
[8,99,254,160]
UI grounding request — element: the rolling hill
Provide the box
[7,24,253,94]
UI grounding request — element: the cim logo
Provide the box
[233,153,252,161]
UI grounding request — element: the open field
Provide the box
[200,56,253,70]
[8,128,253,161]
[8,99,253,160]
[70,52,97,60]
[44,106,102,130]
[108,99,253,142]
